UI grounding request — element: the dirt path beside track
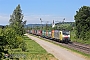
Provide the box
[25,34,86,60]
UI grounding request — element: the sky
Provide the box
[0,0,90,25]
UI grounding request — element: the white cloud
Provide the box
[0,14,74,25]
[0,14,10,25]
[23,15,74,24]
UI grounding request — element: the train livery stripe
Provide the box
[60,31,62,40]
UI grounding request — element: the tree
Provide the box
[0,4,27,59]
[9,4,26,36]
[74,6,90,40]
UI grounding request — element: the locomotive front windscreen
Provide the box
[63,31,70,35]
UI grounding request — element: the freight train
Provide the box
[27,29,70,43]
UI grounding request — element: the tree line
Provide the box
[74,6,90,41]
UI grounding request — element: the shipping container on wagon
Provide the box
[35,30,38,35]
[32,29,35,34]
[47,30,52,38]
[29,30,32,34]
[42,30,46,37]
[44,30,47,37]
[30,30,32,34]
[46,30,48,36]
[26,30,29,33]
[40,30,42,36]
[54,30,60,40]
[34,30,37,35]
[43,30,48,38]
[37,30,42,36]
[51,30,54,39]
[31,30,33,34]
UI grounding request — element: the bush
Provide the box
[20,41,27,51]
[85,30,90,41]
[3,28,25,49]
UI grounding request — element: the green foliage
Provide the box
[85,30,90,40]
[20,41,27,51]
[16,36,23,44]
[3,28,16,48]
[9,4,26,36]
[74,6,90,40]
[0,28,3,36]
[0,4,27,59]
[71,30,90,45]
[0,28,7,59]
[3,27,24,49]
[4,4,27,50]
[52,23,73,31]
[0,46,4,59]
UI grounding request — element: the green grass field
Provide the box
[6,36,57,60]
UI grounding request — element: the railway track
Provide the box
[61,43,90,54]
[37,36,90,55]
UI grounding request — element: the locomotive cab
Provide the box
[60,31,70,43]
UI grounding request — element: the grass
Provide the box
[23,36,47,54]
[6,35,57,60]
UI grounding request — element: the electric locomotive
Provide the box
[54,30,70,43]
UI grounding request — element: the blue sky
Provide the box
[0,0,90,25]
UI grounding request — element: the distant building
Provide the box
[52,20,55,28]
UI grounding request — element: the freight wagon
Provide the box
[28,29,70,43]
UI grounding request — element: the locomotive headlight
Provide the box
[62,35,70,40]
